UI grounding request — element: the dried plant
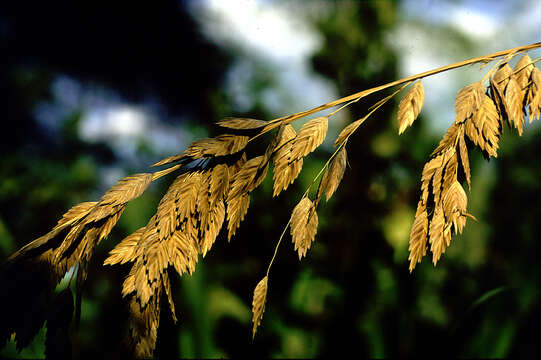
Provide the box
[2,42,541,357]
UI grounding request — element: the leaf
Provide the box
[290,197,319,260]
[398,80,425,134]
[251,276,268,339]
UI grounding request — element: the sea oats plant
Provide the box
[2,42,541,357]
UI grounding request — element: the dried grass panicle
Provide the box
[5,43,541,357]
[398,80,425,134]
[408,55,541,271]
[251,276,268,339]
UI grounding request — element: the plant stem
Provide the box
[253,42,541,138]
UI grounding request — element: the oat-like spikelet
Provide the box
[226,156,268,240]
[428,205,449,265]
[200,200,226,257]
[127,286,162,358]
[317,146,347,203]
[290,117,328,160]
[251,276,268,339]
[505,76,525,135]
[217,117,268,130]
[408,204,428,272]
[334,118,364,147]
[465,94,500,158]
[104,227,145,266]
[398,80,425,134]
[228,156,266,200]
[226,193,250,241]
[443,181,468,234]
[290,197,319,260]
[273,125,303,196]
[490,63,513,120]
[515,54,534,93]
[455,82,485,124]
[527,67,541,122]
[184,134,250,159]
[151,135,249,167]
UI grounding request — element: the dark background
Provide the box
[1,0,541,358]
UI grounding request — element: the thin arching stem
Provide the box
[249,42,541,142]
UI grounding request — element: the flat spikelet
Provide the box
[398,80,425,134]
[226,193,250,241]
[251,276,268,339]
[527,67,541,122]
[290,197,319,259]
[290,117,328,160]
[505,76,525,135]
[490,64,513,119]
[317,146,347,202]
[128,288,161,358]
[514,54,534,92]
[200,200,226,256]
[229,156,265,199]
[455,82,485,123]
[408,205,428,272]
[104,227,145,265]
[465,94,500,157]
[151,135,249,167]
[334,118,363,147]
[443,181,468,234]
[273,125,303,196]
[217,117,268,129]
[184,134,250,159]
[96,173,153,209]
[428,205,449,265]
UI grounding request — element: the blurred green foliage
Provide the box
[2,0,541,358]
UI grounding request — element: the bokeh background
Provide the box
[1,0,541,358]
